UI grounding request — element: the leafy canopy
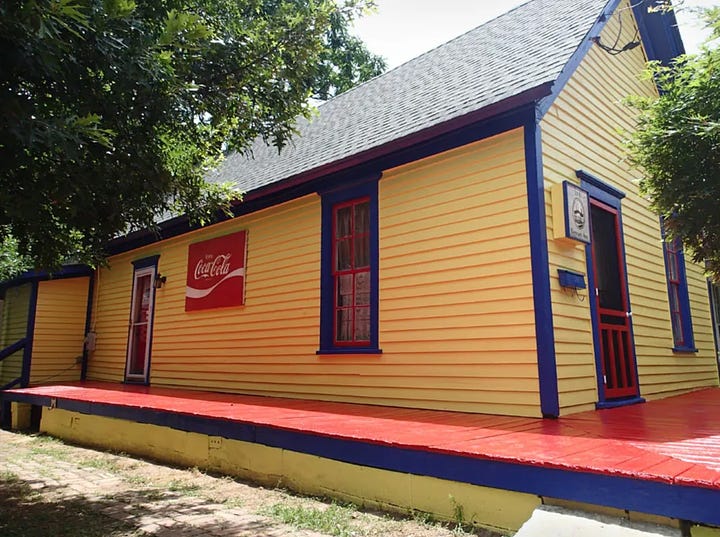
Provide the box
[0,0,385,275]
[626,6,720,281]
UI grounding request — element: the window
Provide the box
[662,233,696,351]
[319,177,380,354]
[333,198,371,345]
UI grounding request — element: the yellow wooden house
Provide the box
[3,0,720,532]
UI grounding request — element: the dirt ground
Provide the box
[0,429,505,537]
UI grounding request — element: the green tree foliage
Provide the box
[626,7,720,281]
[0,0,385,275]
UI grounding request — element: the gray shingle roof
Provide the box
[215,0,610,194]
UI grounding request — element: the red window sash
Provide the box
[332,197,371,346]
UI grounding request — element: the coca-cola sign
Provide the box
[185,230,247,311]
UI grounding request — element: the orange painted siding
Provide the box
[0,283,31,385]
[86,129,536,416]
[541,1,718,414]
[30,278,89,384]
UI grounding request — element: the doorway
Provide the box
[125,265,156,383]
[589,198,639,400]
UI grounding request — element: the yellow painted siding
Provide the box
[87,130,537,416]
[380,128,538,416]
[30,278,89,384]
[0,283,31,385]
[541,0,718,414]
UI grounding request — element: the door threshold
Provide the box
[596,396,645,410]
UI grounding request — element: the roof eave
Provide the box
[106,83,553,256]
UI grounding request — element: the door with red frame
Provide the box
[589,198,639,400]
[125,266,155,383]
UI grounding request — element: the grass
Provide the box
[166,479,202,495]
[261,501,363,537]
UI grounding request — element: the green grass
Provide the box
[27,435,72,459]
[166,479,202,495]
[80,457,123,473]
[261,502,363,537]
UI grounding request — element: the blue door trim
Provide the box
[577,170,642,406]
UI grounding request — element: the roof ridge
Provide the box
[316,0,536,109]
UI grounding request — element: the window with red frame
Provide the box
[333,198,370,345]
[664,238,684,347]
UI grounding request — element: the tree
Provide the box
[626,6,720,281]
[0,0,385,274]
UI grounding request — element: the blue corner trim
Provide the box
[580,174,641,404]
[80,273,95,381]
[21,282,39,387]
[524,115,559,418]
[708,281,720,360]
[2,389,720,526]
[319,176,380,353]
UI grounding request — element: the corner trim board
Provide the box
[525,116,559,418]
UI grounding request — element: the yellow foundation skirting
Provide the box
[11,402,32,430]
[40,407,539,532]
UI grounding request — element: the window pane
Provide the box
[337,274,353,307]
[354,202,370,233]
[336,206,352,238]
[336,239,351,271]
[355,271,370,305]
[354,307,370,341]
[336,309,352,342]
[354,235,370,268]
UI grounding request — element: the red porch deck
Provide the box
[3,381,720,525]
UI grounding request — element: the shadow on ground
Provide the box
[0,475,282,537]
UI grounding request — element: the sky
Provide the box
[352,0,717,69]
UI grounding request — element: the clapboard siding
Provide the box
[85,129,537,415]
[0,283,31,385]
[542,0,718,414]
[30,278,89,384]
[380,128,539,416]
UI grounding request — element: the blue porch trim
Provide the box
[2,389,719,527]
[524,114,559,418]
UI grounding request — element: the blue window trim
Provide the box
[576,170,642,406]
[660,221,696,353]
[318,175,381,355]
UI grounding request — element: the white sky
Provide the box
[352,0,717,69]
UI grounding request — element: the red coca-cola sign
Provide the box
[185,230,247,311]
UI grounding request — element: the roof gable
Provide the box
[217,0,612,194]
